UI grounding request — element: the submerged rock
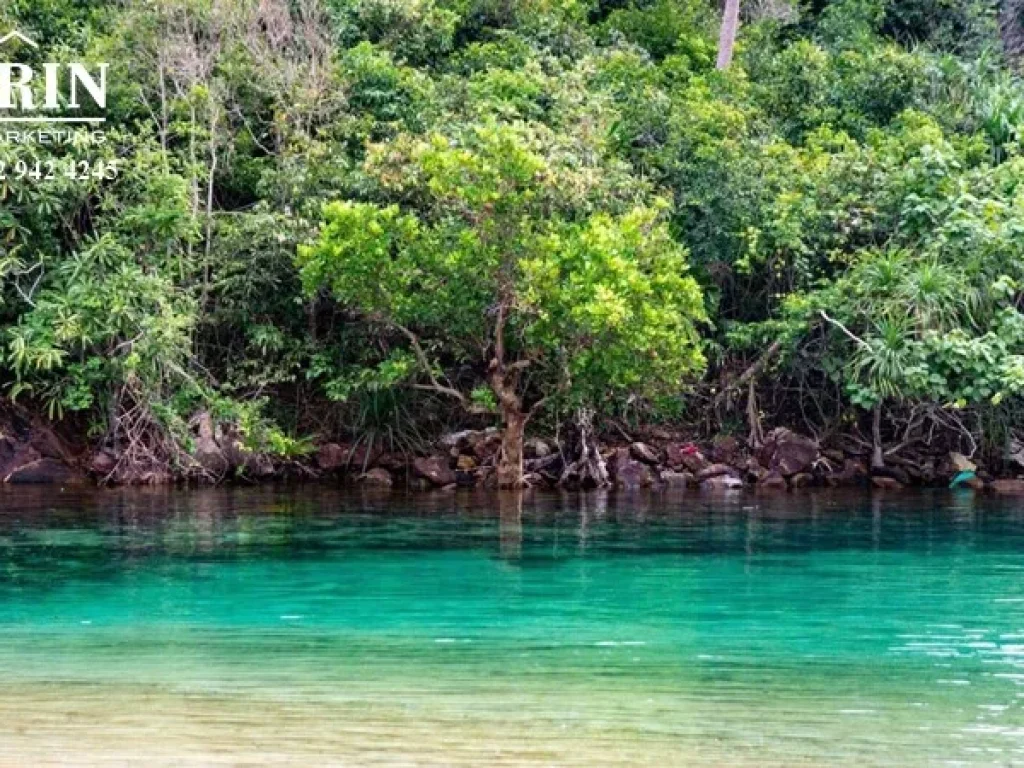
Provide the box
[742,456,767,481]
[359,468,393,487]
[790,472,814,489]
[696,463,736,482]
[989,479,1024,494]
[610,448,655,488]
[758,428,818,477]
[661,470,694,487]
[413,455,456,487]
[757,471,787,490]
[376,452,409,472]
[701,474,743,490]
[316,443,348,471]
[871,476,904,490]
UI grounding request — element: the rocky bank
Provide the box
[4,403,1024,494]
[309,425,1018,493]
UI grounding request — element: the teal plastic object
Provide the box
[949,469,977,488]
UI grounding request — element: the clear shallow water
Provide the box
[0,487,1023,766]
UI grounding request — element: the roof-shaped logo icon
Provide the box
[0,31,39,49]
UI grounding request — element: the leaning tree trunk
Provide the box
[496,409,526,489]
[489,363,528,489]
[716,0,741,69]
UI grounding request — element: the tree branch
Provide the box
[820,310,871,351]
[526,395,551,420]
[393,322,467,405]
[714,338,782,407]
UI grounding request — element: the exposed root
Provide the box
[559,408,609,489]
[101,377,210,485]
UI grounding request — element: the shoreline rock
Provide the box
[4,409,1022,493]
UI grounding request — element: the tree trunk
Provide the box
[871,403,885,470]
[498,491,523,561]
[746,378,764,449]
[497,408,526,489]
[716,0,741,70]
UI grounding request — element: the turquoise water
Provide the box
[0,487,1023,766]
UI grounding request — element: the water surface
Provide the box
[0,486,1022,766]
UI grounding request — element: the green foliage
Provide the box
[882,0,998,54]
[300,120,706,415]
[776,139,1024,413]
[330,0,460,65]
[4,0,1024,475]
[603,0,715,62]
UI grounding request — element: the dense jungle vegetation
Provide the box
[2,0,1024,485]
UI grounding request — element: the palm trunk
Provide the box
[716,0,741,70]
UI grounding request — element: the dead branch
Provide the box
[820,310,871,350]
